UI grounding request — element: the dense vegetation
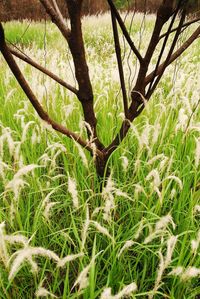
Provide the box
[0,14,199,298]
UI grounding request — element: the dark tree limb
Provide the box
[39,0,70,40]
[147,8,187,98]
[8,46,78,95]
[146,4,181,95]
[64,0,104,151]
[159,16,200,40]
[145,25,200,86]
[111,11,128,118]
[107,0,144,64]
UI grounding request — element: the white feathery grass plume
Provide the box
[4,234,29,247]
[149,236,178,299]
[31,127,41,145]
[155,214,176,231]
[115,190,129,199]
[194,205,200,215]
[6,178,29,200]
[58,253,84,268]
[191,230,200,255]
[68,175,79,209]
[102,174,115,222]
[154,187,162,204]
[118,240,134,258]
[91,142,97,161]
[0,127,15,156]
[50,149,63,169]
[168,266,183,276]
[130,123,140,144]
[35,287,58,298]
[83,121,94,142]
[195,137,200,168]
[41,120,54,133]
[163,175,183,190]
[91,221,115,243]
[21,121,35,143]
[43,202,59,221]
[14,164,40,179]
[179,267,200,281]
[134,159,141,171]
[169,266,200,281]
[92,207,104,217]
[100,282,137,299]
[73,263,90,290]
[170,188,176,199]
[45,143,67,155]
[175,108,188,132]
[146,169,161,188]
[159,157,169,171]
[152,123,161,145]
[134,184,147,198]
[73,252,102,291]
[0,222,9,268]
[0,160,11,180]
[64,103,75,118]
[81,205,90,250]
[144,214,176,244]
[134,219,144,240]
[73,141,88,169]
[42,189,56,207]
[140,124,152,151]
[148,154,165,165]
[120,155,129,172]
[13,142,24,167]
[9,247,60,280]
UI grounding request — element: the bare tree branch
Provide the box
[51,0,67,26]
[159,16,200,40]
[146,4,181,95]
[39,0,70,40]
[111,11,128,118]
[145,25,200,86]
[107,0,144,64]
[65,0,104,151]
[8,45,78,95]
[147,8,187,98]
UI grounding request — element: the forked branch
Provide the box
[39,0,70,40]
[145,25,200,86]
[111,11,129,118]
[107,0,144,63]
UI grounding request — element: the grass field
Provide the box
[0,13,200,299]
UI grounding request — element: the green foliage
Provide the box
[114,0,128,9]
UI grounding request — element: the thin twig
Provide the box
[39,0,70,41]
[111,11,129,118]
[145,26,200,86]
[9,45,78,95]
[159,16,200,40]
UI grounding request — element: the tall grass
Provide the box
[0,13,199,299]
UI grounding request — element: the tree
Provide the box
[0,0,199,177]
